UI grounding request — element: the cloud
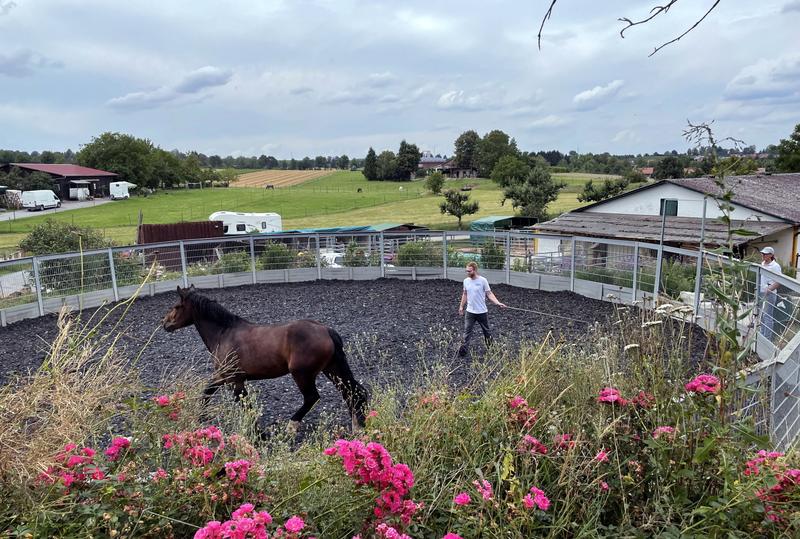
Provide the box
[108,66,233,110]
[573,80,625,110]
[394,10,451,33]
[436,89,495,111]
[782,1,800,13]
[0,49,62,77]
[724,54,800,102]
[0,1,16,16]
[528,115,569,128]
[612,129,640,144]
[290,86,314,96]
[365,72,397,88]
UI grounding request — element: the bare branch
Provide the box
[537,1,724,57]
[647,0,722,56]
[618,1,679,38]
[537,0,558,51]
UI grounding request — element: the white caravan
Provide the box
[21,190,61,211]
[209,211,282,235]
[110,181,137,200]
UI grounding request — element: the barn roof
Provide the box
[534,212,791,246]
[575,173,800,224]
[9,163,118,178]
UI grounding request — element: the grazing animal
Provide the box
[162,285,368,430]
[357,188,362,193]
[265,184,275,190]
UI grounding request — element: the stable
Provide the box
[0,163,118,200]
[535,173,800,268]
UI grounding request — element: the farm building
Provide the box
[470,215,539,232]
[0,163,118,200]
[441,159,478,179]
[534,173,800,268]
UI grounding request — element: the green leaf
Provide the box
[692,436,717,464]
[730,228,759,237]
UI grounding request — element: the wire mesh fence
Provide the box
[1,230,799,448]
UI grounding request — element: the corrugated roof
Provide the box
[10,163,118,177]
[534,212,791,246]
[667,174,800,224]
[471,215,515,225]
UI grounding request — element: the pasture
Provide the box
[0,171,618,253]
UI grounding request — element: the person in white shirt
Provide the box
[758,246,782,340]
[457,261,506,357]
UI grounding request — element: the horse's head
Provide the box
[162,285,196,332]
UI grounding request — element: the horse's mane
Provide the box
[187,291,244,328]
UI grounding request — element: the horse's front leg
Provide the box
[200,377,225,421]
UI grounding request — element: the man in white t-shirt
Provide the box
[457,261,506,357]
[758,246,782,340]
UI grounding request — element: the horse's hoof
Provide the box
[286,420,300,435]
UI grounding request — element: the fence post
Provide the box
[505,231,511,285]
[108,248,119,302]
[653,244,664,297]
[692,250,703,320]
[179,241,189,288]
[248,236,257,284]
[569,237,576,292]
[442,231,448,279]
[32,256,44,316]
[755,265,762,356]
[631,244,640,303]
[379,232,385,278]
[315,234,322,280]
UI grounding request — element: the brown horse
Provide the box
[161,285,368,430]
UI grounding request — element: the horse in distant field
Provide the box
[162,285,368,430]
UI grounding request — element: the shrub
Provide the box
[425,171,445,194]
[259,242,292,270]
[479,240,505,270]
[396,241,442,267]
[343,240,369,267]
[215,250,251,274]
[20,219,108,256]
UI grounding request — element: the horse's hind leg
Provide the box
[288,372,320,432]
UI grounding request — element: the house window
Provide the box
[261,222,267,229]
[223,225,229,234]
[660,199,678,216]
[236,224,246,232]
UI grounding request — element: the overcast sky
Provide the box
[1,0,799,158]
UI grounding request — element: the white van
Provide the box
[110,181,136,200]
[209,211,282,235]
[21,190,61,211]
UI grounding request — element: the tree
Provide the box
[775,123,800,172]
[652,156,684,179]
[376,150,397,180]
[77,132,156,188]
[501,165,565,221]
[150,149,184,188]
[339,154,350,170]
[363,148,378,180]
[440,189,479,230]
[208,155,223,168]
[490,155,531,188]
[20,219,108,255]
[476,130,518,177]
[578,178,629,203]
[257,154,269,168]
[454,130,480,169]
[315,155,328,169]
[0,167,53,191]
[425,171,445,194]
[395,140,421,180]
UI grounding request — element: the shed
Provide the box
[137,221,225,270]
[470,216,538,232]
[0,163,118,199]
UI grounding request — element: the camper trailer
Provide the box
[209,211,282,235]
[110,181,136,200]
[21,190,61,211]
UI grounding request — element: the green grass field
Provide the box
[0,171,598,252]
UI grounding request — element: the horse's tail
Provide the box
[324,328,368,428]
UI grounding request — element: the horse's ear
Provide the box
[177,285,186,298]
[189,284,195,290]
